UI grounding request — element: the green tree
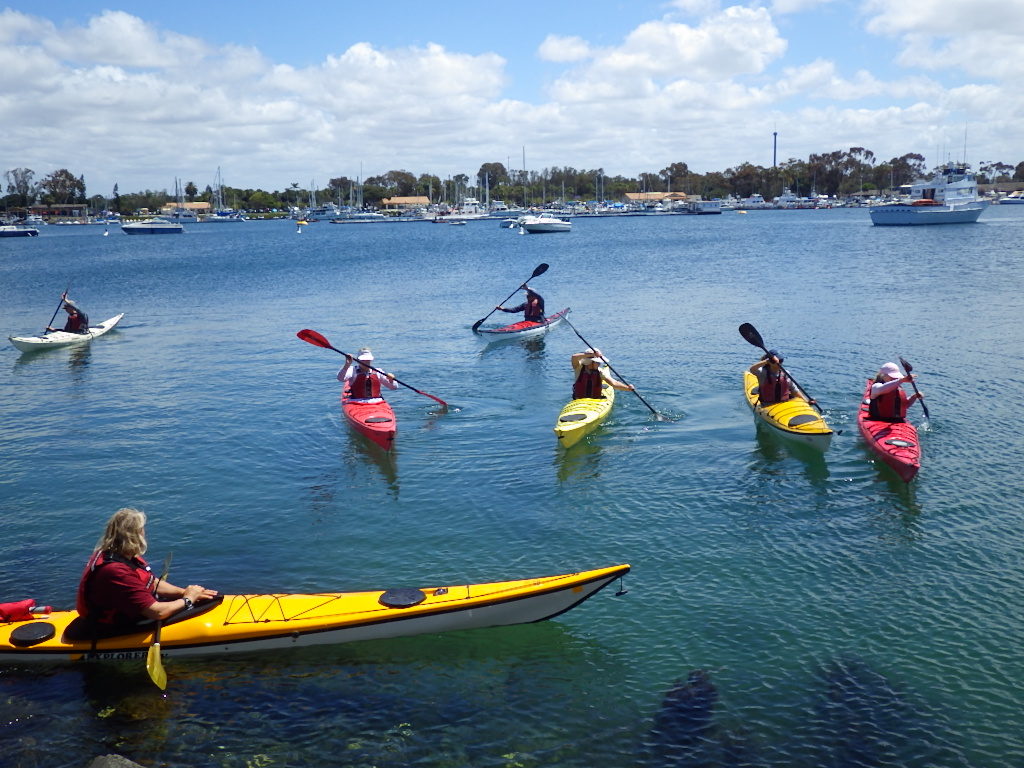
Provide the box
[5,167,36,207]
[184,181,198,201]
[39,169,85,204]
[112,183,121,213]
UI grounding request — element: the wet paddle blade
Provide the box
[297,329,333,349]
[738,323,766,350]
[146,641,167,690]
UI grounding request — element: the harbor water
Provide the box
[2,208,1023,767]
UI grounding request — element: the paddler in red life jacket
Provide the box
[570,348,634,399]
[496,285,545,323]
[867,361,923,422]
[46,297,89,334]
[77,507,218,631]
[337,347,398,403]
[749,349,804,406]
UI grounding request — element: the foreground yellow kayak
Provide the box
[554,378,615,448]
[743,370,832,449]
[0,564,629,664]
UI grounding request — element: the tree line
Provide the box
[6,148,1024,214]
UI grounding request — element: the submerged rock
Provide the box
[645,669,719,766]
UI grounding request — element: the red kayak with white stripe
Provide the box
[857,380,921,482]
[476,308,570,338]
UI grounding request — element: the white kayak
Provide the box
[9,313,125,353]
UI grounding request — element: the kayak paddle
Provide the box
[563,315,668,421]
[899,356,930,420]
[297,329,448,410]
[738,323,823,414]
[44,285,70,333]
[146,553,173,690]
[472,263,549,333]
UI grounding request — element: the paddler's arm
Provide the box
[142,580,219,620]
[337,355,354,382]
[602,372,635,391]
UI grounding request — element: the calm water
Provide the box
[2,209,1023,767]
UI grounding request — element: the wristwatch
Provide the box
[182,596,194,610]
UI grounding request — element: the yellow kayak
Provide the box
[0,564,629,664]
[554,377,615,448]
[743,370,832,449]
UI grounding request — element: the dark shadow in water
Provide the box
[751,424,830,487]
[858,443,924,517]
[788,655,968,768]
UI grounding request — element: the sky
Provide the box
[2,0,1022,196]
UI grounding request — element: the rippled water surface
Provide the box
[2,209,1024,767]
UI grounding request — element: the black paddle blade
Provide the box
[531,263,550,279]
[738,323,766,350]
[899,356,913,374]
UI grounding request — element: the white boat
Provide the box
[999,191,1024,205]
[519,214,572,233]
[201,167,247,221]
[0,224,40,237]
[121,217,184,235]
[869,163,990,225]
[736,193,770,210]
[9,313,125,353]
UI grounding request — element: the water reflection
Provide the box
[555,438,604,483]
[11,343,92,380]
[751,426,830,486]
[477,334,548,359]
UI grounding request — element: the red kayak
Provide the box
[341,388,396,450]
[857,381,920,482]
[476,308,570,338]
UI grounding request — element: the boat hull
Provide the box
[869,202,988,226]
[9,314,125,353]
[342,389,396,450]
[554,378,615,448]
[743,370,832,449]
[0,564,629,663]
[857,381,920,482]
[477,308,570,338]
[0,225,40,237]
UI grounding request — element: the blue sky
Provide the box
[2,1,1021,195]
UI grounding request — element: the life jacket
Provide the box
[76,550,152,620]
[573,367,604,399]
[349,370,381,399]
[65,311,89,333]
[868,384,908,421]
[758,367,790,405]
[524,296,545,322]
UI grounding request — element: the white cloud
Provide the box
[864,0,1024,79]
[0,5,1021,195]
[770,0,834,13]
[538,35,592,63]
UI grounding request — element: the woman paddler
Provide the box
[570,349,634,399]
[496,285,545,323]
[338,347,397,403]
[867,361,923,423]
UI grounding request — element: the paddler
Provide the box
[46,297,89,334]
[77,508,218,631]
[748,349,814,406]
[338,347,397,403]
[867,361,923,422]
[570,349,634,399]
[496,285,545,323]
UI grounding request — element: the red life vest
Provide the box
[573,367,604,399]
[349,370,381,399]
[65,311,87,333]
[524,296,545,322]
[76,551,152,619]
[758,367,790,405]
[869,385,908,421]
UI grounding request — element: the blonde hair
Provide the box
[95,507,148,558]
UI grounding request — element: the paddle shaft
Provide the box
[899,357,930,419]
[472,263,549,332]
[562,316,661,419]
[44,286,69,333]
[738,323,822,414]
[297,330,448,408]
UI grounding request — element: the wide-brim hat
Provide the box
[879,362,901,380]
[356,348,374,362]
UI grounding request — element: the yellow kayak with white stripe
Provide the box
[743,370,832,449]
[554,377,615,448]
[0,564,629,664]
